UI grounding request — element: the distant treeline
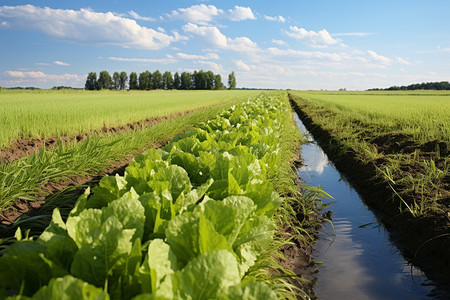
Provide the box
[85,70,236,91]
[369,81,450,91]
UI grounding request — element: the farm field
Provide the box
[289,90,450,277]
[0,92,319,299]
[0,89,258,148]
[0,90,256,219]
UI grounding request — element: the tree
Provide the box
[228,71,236,90]
[97,70,113,90]
[206,71,214,90]
[152,70,163,89]
[173,72,181,90]
[180,72,192,90]
[112,72,120,90]
[119,71,128,90]
[162,71,174,89]
[129,72,138,90]
[214,74,224,90]
[138,71,152,90]
[85,72,98,90]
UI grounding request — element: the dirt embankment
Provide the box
[289,94,450,288]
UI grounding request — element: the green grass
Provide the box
[0,89,259,148]
[289,90,449,217]
[0,100,243,212]
[292,90,450,144]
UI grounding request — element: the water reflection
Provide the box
[293,113,438,299]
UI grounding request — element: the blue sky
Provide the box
[1,0,450,90]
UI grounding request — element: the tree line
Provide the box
[368,81,450,91]
[85,70,236,91]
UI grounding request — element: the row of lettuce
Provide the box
[1,93,295,299]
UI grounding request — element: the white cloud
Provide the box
[182,23,259,52]
[176,52,220,60]
[284,26,339,48]
[168,4,222,25]
[2,70,85,87]
[396,57,412,65]
[226,6,255,21]
[106,57,177,64]
[0,5,182,50]
[272,39,287,46]
[183,23,227,47]
[234,60,253,71]
[128,10,156,21]
[168,4,255,24]
[264,15,285,22]
[195,61,224,73]
[54,60,70,66]
[367,50,391,64]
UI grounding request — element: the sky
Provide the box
[1,0,450,90]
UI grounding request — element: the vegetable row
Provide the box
[0,93,291,299]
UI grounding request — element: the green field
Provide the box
[0,89,258,148]
[292,90,450,144]
[0,90,258,212]
[290,90,449,218]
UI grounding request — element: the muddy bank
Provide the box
[289,95,450,289]
[0,107,205,164]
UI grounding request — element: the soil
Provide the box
[289,94,450,290]
[0,108,203,164]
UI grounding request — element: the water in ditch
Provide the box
[293,112,443,299]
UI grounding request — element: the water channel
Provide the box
[293,112,444,299]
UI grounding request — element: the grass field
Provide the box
[0,89,259,148]
[292,91,450,144]
[289,90,449,217]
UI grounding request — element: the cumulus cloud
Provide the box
[0,5,182,50]
[195,61,224,73]
[367,50,391,64]
[234,60,253,71]
[264,15,285,22]
[168,4,255,24]
[2,70,85,87]
[226,6,255,21]
[284,26,339,48]
[183,23,227,47]
[176,52,220,60]
[128,10,156,21]
[182,23,259,52]
[168,4,221,25]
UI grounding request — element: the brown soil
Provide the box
[0,108,203,164]
[289,94,450,288]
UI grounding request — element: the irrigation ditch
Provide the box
[289,94,450,298]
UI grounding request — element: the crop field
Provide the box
[0,89,258,148]
[0,92,318,299]
[0,90,257,216]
